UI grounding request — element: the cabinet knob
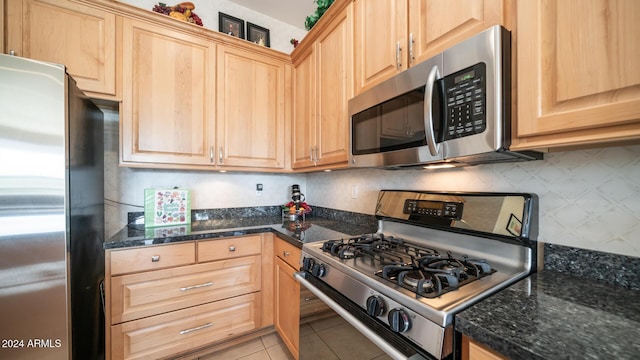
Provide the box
[151,255,160,262]
[283,251,291,257]
[9,50,16,56]
[229,245,236,252]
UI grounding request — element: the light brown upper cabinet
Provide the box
[353,0,503,95]
[4,0,118,99]
[216,45,288,169]
[120,18,216,167]
[513,0,640,150]
[292,1,353,170]
[292,45,316,169]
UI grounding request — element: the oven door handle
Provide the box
[294,272,426,360]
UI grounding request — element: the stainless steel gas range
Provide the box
[295,190,538,360]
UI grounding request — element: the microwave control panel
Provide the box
[403,200,463,220]
[441,62,486,140]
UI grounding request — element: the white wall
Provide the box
[117,0,307,53]
[103,109,307,238]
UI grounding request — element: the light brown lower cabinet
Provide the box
[111,293,260,360]
[110,256,261,324]
[461,335,509,360]
[274,237,302,360]
[105,235,271,360]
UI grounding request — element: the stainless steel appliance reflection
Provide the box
[0,54,105,359]
[296,190,538,360]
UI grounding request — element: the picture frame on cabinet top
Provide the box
[219,12,245,39]
[247,22,270,47]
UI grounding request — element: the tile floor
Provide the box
[199,312,392,360]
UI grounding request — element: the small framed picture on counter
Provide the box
[247,22,270,47]
[219,12,244,39]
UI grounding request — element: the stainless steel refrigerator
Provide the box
[0,54,105,359]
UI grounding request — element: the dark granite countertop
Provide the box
[104,215,377,250]
[455,270,640,359]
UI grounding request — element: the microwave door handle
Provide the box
[424,65,441,156]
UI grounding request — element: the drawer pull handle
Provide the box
[180,282,213,291]
[179,322,213,335]
[283,251,291,257]
[151,255,160,262]
[229,245,236,252]
[304,297,318,302]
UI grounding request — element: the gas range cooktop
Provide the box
[298,190,539,359]
[319,233,496,299]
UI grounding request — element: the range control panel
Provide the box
[403,200,464,220]
[442,62,487,140]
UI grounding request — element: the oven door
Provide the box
[295,272,436,360]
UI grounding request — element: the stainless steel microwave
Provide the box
[348,25,541,169]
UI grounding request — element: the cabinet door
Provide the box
[275,256,300,360]
[217,46,286,169]
[292,45,317,169]
[514,0,640,149]
[316,3,352,167]
[121,18,216,166]
[354,0,408,95]
[462,335,508,360]
[409,0,503,65]
[5,0,117,97]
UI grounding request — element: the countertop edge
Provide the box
[103,217,373,250]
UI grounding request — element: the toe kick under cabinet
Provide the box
[105,235,271,360]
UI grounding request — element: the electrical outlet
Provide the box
[256,183,263,197]
[351,185,358,199]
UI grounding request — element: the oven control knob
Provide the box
[312,263,326,277]
[303,257,315,271]
[388,308,411,333]
[365,296,386,317]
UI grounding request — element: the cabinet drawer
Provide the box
[275,237,301,269]
[198,235,261,262]
[111,293,260,360]
[110,243,195,276]
[111,255,261,324]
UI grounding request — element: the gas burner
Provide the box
[319,233,497,298]
[398,270,436,293]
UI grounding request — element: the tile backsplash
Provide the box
[306,146,640,258]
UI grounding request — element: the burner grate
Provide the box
[320,234,496,298]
